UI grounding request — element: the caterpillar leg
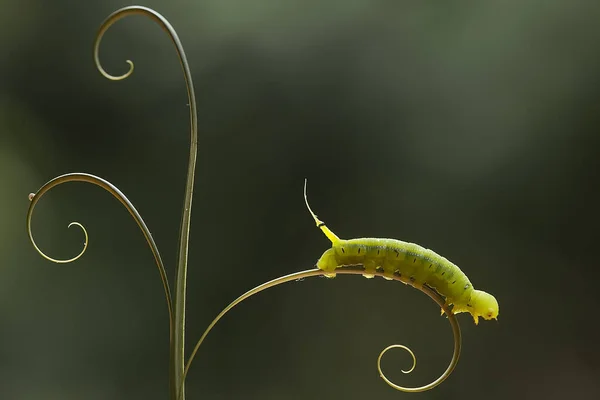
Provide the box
[316,248,338,278]
[363,260,377,279]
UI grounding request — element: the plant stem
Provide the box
[172,28,199,400]
[174,121,198,400]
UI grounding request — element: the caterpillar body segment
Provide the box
[304,179,499,325]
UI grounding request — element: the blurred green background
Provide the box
[1,0,600,399]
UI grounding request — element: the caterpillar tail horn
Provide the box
[303,179,340,244]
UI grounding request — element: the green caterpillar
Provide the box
[304,180,499,325]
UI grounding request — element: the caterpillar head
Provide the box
[469,290,499,325]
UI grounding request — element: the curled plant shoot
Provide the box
[25,5,490,400]
[181,267,461,397]
[27,173,174,389]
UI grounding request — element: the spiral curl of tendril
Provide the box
[26,173,173,331]
[181,267,461,397]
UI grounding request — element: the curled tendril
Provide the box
[379,344,417,374]
[94,14,135,81]
[27,218,88,264]
[181,267,461,397]
[26,173,173,332]
[93,6,198,399]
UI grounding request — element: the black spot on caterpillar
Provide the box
[304,180,499,325]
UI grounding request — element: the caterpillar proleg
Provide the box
[304,180,499,325]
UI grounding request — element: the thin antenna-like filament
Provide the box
[303,179,340,244]
[182,267,461,396]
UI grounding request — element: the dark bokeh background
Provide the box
[2,1,600,399]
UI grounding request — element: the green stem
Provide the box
[173,67,198,400]
[93,6,198,400]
